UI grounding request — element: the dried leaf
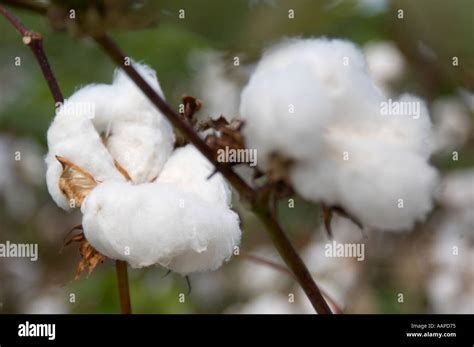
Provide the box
[203,119,247,165]
[198,116,230,132]
[57,156,97,207]
[181,95,202,123]
[320,204,365,239]
[64,228,107,280]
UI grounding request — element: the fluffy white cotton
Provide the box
[45,63,175,209]
[45,63,241,274]
[240,38,439,231]
[432,97,472,154]
[440,170,474,211]
[189,51,242,121]
[81,181,241,274]
[364,41,405,93]
[241,38,384,167]
[156,145,232,207]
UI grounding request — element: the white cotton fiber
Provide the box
[81,181,241,274]
[46,63,175,209]
[241,38,384,167]
[240,38,439,231]
[46,62,241,274]
[364,41,405,93]
[156,144,232,207]
[45,111,125,210]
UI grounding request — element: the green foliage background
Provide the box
[0,0,472,313]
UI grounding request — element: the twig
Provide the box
[0,4,63,104]
[240,251,344,314]
[94,33,332,314]
[0,0,48,15]
[0,4,133,315]
[115,260,132,314]
[94,35,253,201]
[0,4,332,314]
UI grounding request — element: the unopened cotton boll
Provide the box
[240,38,439,231]
[45,63,175,209]
[81,181,241,274]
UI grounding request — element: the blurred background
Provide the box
[0,0,472,313]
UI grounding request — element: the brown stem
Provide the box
[94,34,254,201]
[0,5,134,315]
[0,4,332,314]
[0,4,63,104]
[0,0,48,15]
[252,204,332,314]
[94,33,332,314]
[115,260,132,314]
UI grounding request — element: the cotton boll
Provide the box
[377,94,434,158]
[112,62,164,104]
[336,150,438,230]
[105,121,174,183]
[45,112,124,210]
[189,51,241,121]
[46,63,176,208]
[259,38,368,76]
[292,132,438,230]
[240,38,384,168]
[364,41,405,93]
[241,63,334,166]
[81,181,241,274]
[241,38,438,231]
[252,38,382,111]
[441,170,474,211]
[71,63,174,183]
[432,97,472,154]
[156,144,232,207]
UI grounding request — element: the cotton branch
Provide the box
[0,3,332,314]
[0,0,48,15]
[116,260,132,314]
[0,4,63,104]
[0,4,132,315]
[94,34,332,314]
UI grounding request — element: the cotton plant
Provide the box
[240,38,439,232]
[45,63,241,276]
[42,36,442,313]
